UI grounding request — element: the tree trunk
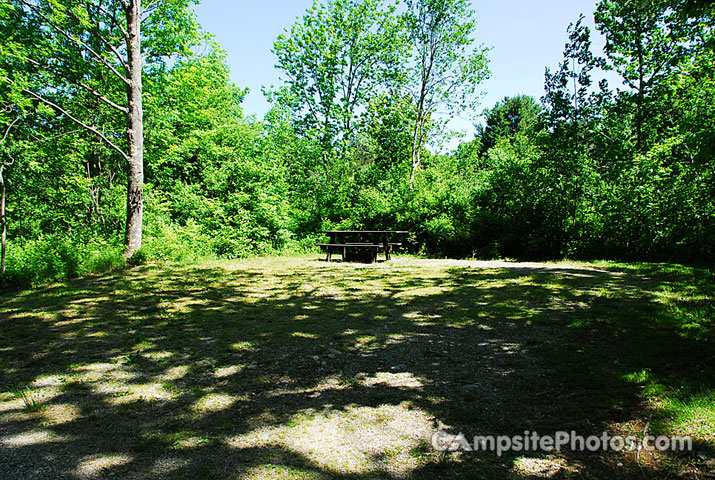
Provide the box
[1,165,6,273]
[410,117,422,187]
[410,79,428,188]
[124,0,144,258]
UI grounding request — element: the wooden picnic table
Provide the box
[317,230,409,262]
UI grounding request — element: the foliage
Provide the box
[403,0,490,181]
[272,0,405,150]
[476,95,543,154]
[0,233,124,288]
[2,0,715,291]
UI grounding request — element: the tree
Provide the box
[477,95,543,154]
[272,0,406,153]
[1,0,33,272]
[404,0,490,185]
[0,115,20,273]
[9,0,200,258]
[360,93,415,175]
[595,0,693,150]
[543,15,606,133]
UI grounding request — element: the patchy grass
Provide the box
[0,255,713,479]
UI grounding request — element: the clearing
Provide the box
[1,256,713,479]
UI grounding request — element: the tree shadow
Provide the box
[0,258,713,478]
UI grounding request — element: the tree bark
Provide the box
[124,0,144,258]
[1,165,6,273]
[410,115,423,187]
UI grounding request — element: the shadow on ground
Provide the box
[0,257,713,479]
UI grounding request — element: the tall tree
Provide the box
[9,0,199,257]
[404,0,489,185]
[543,15,603,133]
[478,95,543,154]
[595,0,693,150]
[1,0,33,272]
[272,0,406,153]
[0,115,20,273]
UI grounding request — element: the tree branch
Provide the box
[22,89,129,160]
[86,0,129,40]
[141,0,161,24]
[18,0,130,85]
[25,57,129,114]
[29,128,83,143]
[0,116,21,146]
[81,5,130,70]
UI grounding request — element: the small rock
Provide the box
[391,364,408,372]
[328,348,342,355]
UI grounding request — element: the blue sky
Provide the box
[192,0,609,136]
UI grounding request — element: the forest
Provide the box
[1,0,714,288]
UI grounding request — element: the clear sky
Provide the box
[192,0,609,136]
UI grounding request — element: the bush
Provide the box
[1,235,126,292]
[0,269,31,291]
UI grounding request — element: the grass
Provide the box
[14,387,45,413]
[0,255,713,479]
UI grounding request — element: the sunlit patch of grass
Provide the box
[191,393,238,413]
[0,429,71,447]
[512,455,582,478]
[76,454,132,477]
[231,341,255,351]
[228,403,437,476]
[239,464,325,480]
[40,403,82,425]
[212,364,243,378]
[142,350,175,361]
[649,386,715,442]
[623,369,715,442]
[291,332,318,339]
[156,365,190,382]
[660,392,715,442]
[133,340,156,351]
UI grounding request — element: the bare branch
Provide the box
[86,0,129,40]
[22,89,128,160]
[18,0,130,85]
[30,128,83,143]
[81,9,130,70]
[25,57,129,114]
[0,116,21,146]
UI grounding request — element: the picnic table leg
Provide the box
[326,233,336,262]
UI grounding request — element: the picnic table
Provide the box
[316,230,409,263]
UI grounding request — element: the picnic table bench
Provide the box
[316,230,409,263]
